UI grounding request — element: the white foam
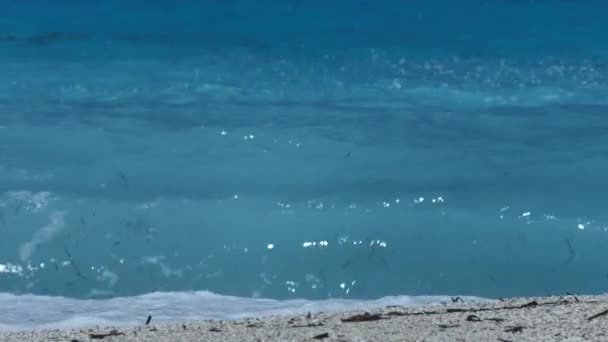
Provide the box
[4,191,54,213]
[18,211,66,262]
[0,291,490,332]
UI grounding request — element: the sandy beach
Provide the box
[2,294,608,341]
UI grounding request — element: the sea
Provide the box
[1,0,608,331]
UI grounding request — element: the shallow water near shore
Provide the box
[1,0,608,329]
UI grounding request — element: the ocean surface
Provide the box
[1,0,608,330]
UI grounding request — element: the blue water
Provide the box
[1,0,608,329]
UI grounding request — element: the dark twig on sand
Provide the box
[448,301,536,314]
[504,326,525,333]
[466,314,482,322]
[387,298,571,321]
[341,312,384,322]
[566,292,580,303]
[313,332,330,340]
[289,322,324,328]
[89,330,125,339]
[587,309,608,321]
[438,324,460,329]
[451,296,464,303]
[518,301,538,309]
[485,317,506,323]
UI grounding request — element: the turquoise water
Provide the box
[2,1,608,319]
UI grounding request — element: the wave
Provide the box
[0,291,489,332]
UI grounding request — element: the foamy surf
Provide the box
[0,291,489,332]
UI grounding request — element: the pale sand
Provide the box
[3,295,608,341]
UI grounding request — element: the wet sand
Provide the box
[2,295,608,341]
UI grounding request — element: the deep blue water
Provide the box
[1,0,608,311]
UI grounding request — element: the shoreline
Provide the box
[2,295,608,341]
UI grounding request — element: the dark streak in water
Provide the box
[0,34,17,42]
[339,239,392,275]
[564,237,575,264]
[118,171,130,190]
[64,247,88,280]
[13,201,23,215]
[79,216,87,227]
[21,32,90,46]
[340,259,353,270]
